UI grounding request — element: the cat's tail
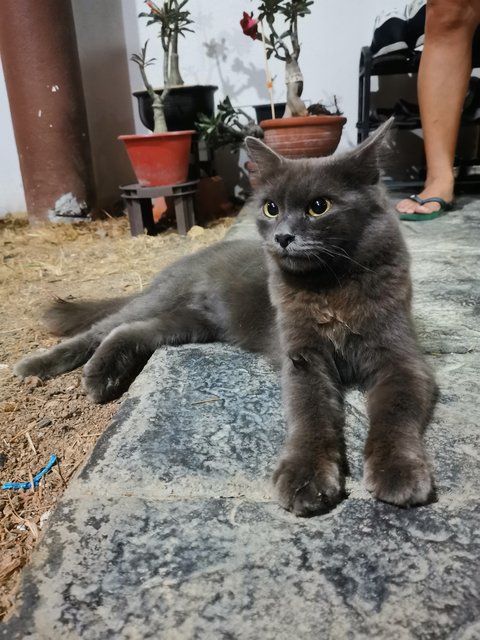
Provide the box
[43,295,134,336]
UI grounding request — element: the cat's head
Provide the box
[245,119,396,275]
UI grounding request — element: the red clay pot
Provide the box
[260,115,347,158]
[118,131,194,187]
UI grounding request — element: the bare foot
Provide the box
[395,178,454,215]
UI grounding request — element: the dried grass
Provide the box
[0,212,234,620]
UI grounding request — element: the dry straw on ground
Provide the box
[0,213,234,620]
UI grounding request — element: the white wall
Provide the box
[128,0,403,147]
[0,0,405,214]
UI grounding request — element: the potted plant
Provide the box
[192,96,260,221]
[240,0,346,158]
[196,96,264,150]
[133,0,217,132]
[119,40,194,186]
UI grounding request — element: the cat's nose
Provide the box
[275,233,295,249]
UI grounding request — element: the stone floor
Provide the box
[3,197,480,640]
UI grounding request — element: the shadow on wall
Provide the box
[203,37,270,104]
[72,0,137,214]
[200,34,274,201]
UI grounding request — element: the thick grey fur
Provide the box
[14,120,437,516]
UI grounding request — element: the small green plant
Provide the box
[196,97,264,150]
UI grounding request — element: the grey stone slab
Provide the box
[224,202,259,242]
[410,250,480,286]
[76,345,284,501]
[4,494,480,640]
[4,345,480,639]
[395,195,480,250]
[412,299,480,354]
[3,197,480,639]
[401,211,480,354]
[421,354,480,494]
[408,244,480,353]
[64,346,480,500]
[344,352,480,494]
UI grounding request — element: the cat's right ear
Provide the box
[245,137,285,187]
[331,117,394,186]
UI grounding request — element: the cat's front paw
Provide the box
[273,457,346,517]
[364,451,434,507]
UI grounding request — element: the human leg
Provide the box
[396,0,480,215]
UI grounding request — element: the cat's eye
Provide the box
[306,197,332,217]
[263,200,279,218]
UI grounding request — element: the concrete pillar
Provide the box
[0,0,95,223]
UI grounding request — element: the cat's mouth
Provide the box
[267,243,318,272]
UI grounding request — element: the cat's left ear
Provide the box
[338,117,394,185]
[245,136,285,186]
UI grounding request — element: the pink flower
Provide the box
[146,1,162,16]
[240,11,258,40]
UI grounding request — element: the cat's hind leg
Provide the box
[82,316,216,403]
[13,332,97,380]
[364,357,438,507]
[13,310,140,381]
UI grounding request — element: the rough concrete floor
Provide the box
[2,197,480,639]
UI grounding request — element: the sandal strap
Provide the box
[408,195,451,208]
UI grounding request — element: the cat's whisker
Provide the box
[323,244,375,273]
[303,249,341,285]
[320,261,341,285]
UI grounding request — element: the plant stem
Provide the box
[169,1,184,85]
[260,17,288,59]
[169,50,183,86]
[291,13,300,58]
[152,92,169,134]
[284,57,308,117]
[163,42,170,90]
[139,60,168,134]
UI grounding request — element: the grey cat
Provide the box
[14,120,437,516]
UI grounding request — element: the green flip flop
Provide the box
[399,195,454,221]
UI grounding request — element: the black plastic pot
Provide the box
[133,85,217,132]
[253,102,286,123]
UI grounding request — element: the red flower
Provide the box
[240,11,258,40]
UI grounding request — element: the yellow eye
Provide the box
[263,200,279,218]
[307,197,332,217]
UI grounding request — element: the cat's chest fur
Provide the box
[270,276,366,351]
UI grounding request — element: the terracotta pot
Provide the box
[118,131,194,187]
[260,115,347,158]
